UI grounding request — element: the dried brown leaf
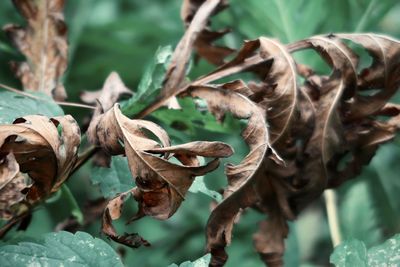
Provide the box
[87,104,233,247]
[181,0,233,65]
[0,114,80,217]
[186,85,270,266]
[4,0,68,100]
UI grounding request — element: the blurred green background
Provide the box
[1,0,400,266]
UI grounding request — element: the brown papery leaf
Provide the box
[256,37,299,145]
[187,85,270,266]
[337,34,400,119]
[181,0,233,65]
[137,0,227,118]
[4,0,68,100]
[87,104,233,247]
[164,0,225,97]
[289,35,358,184]
[80,72,132,111]
[0,154,26,220]
[0,114,80,219]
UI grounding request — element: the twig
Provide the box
[324,189,342,247]
[0,83,95,110]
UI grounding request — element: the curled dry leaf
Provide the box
[186,85,270,266]
[0,114,80,221]
[181,0,233,65]
[80,72,132,110]
[4,0,68,100]
[187,34,400,266]
[137,0,230,118]
[87,104,233,247]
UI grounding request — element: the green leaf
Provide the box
[0,231,124,267]
[330,239,368,267]
[91,156,135,198]
[168,254,211,267]
[367,234,400,266]
[330,234,400,267]
[189,176,222,202]
[151,98,244,136]
[339,181,381,247]
[121,45,172,117]
[0,90,64,124]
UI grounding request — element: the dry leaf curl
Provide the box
[4,0,68,100]
[0,114,80,220]
[87,104,233,247]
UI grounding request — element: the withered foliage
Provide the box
[1,1,400,267]
[4,0,68,100]
[0,115,80,220]
[84,76,233,247]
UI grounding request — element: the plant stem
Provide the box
[324,189,342,247]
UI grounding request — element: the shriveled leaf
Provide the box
[251,37,299,144]
[0,231,124,267]
[337,34,400,119]
[137,0,228,118]
[0,90,64,125]
[81,71,132,112]
[87,104,233,247]
[4,0,68,100]
[186,85,270,266]
[0,154,25,220]
[181,0,233,65]
[163,0,224,98]
[0,114,80,220]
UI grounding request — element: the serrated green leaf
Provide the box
[168,254,211,267]
[330,239,368,267]
[0,231,123,267]
[91,156,135,198]
[367,234,400,266]
[330,234,400,267]
[121,46,172,117]
[0,90,64,124]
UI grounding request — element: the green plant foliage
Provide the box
[0,231,124,267]
[122,46,172,117]
[168,254,211,267]
[91,156,135,198]
[151,98,243,136]
[339,181,381,247]
[330,234,400,267]
[0,91,64,124]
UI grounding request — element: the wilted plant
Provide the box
[0,0,399,266]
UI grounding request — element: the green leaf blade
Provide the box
[0,231,123,267]
[0,91,64,124]
[91,156,135,198]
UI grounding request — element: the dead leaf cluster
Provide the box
[1,1,400,267]
[0,115,80,221]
